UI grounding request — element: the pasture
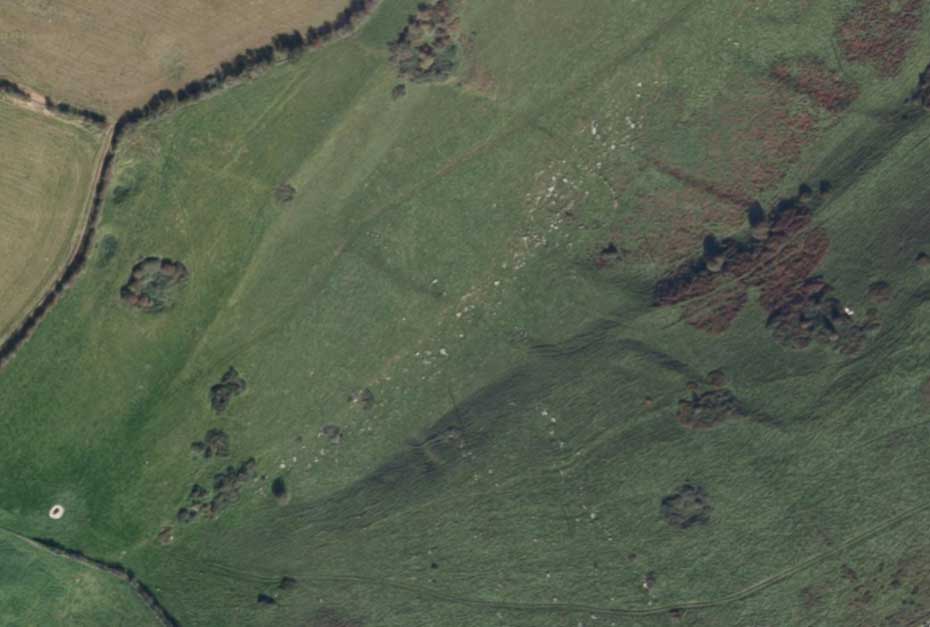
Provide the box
[0,0,349,114]
[0,99,102,343]
[2,0,930,626]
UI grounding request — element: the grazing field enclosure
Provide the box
[4,0,930,626]
[0,99,102,342]
[0,0,349,114]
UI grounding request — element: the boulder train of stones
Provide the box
[660,484,712,529]
[120,257,189,312]
[210,367,247,413]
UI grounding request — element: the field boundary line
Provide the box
[0,527,181,626]
[0,0,383,373]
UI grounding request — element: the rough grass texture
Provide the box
[3,1,930,626]
[0,0,349,114]
[0,99,102,341]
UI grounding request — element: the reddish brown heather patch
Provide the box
[744,89,818,193]
[770,58,860,112]
[682,285,748,334]
[621,185,747,265]
[654,193,878,353]
[837,0,924,77]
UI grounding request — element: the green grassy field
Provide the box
[0,100,102,342]
[0,0,348,115]
[0,532,156,627]
[4,0,930,625]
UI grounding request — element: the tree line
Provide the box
[44,96,107,125]
[0,78,28,99]
[1,0,380,371]
[114,0,377,142]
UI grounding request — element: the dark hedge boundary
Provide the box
[0,78,28,100]
[0,0,380,373]
[44,96,107,125]
[31,537,180,627]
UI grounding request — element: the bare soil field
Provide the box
[0,0,348,114]
[0,98,102,341]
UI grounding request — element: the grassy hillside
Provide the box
[3,0,930,625]
[0,100,102,341]
[0,532,156,627]
[0,0,349,114]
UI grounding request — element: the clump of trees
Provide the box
[389,0,461,82]
[44,96,107,125]
[0,78,28,99]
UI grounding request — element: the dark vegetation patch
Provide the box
[348,387,375,409]
[278,576,299,591]
[867,280,893,304]
[1,1,383,373]
[837,0,924,77]
[176,458,257,524]
[96,234,119,267]
[119,257,189,312]
[769,58,860,112]
[271,477,289,505]
[320,424,343,444]
[835,547,930,625]
[660,484,711,529]
[914,62,930,108]
[209,367,247,413]
[389,0,461,82]
[156,527,173,546]
[594,241,621,269]
[916,252,930,267]
[391,83,407,99]
[274,183,296,203]
[705,369,727,388]
[0,78,28,100]
[43,96,107,126]
[29,538,180,626]
[190,429,229,459]
[675,385,746,430]
[654,184,878,353]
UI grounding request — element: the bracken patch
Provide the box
[770,58,860,112]
[654,185,878,353]
[837,0,924,77]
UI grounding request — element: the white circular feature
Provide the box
[48,505,65,520]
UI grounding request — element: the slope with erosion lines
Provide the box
[3,1,930,626]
